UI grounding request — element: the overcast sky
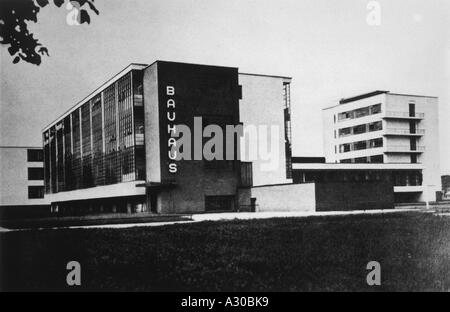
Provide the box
[1,0,449,174]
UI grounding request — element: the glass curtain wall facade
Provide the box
[43,70,145,194]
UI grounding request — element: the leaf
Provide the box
[8,45,19,56]
[79,9,90,24]
[87,1,99,15]
[12,56,20,64]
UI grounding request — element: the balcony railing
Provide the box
[385,128,425,135]
[385,145,425,152]
[384,111,425,119]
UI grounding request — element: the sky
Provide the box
[1,0,449,174]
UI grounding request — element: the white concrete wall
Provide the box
[386,94,440,201]
[322,93,386,163]
[0,147,48,206]
[143,63,162,183]
[238,74,291,185]
[251,183,316,212]
[322,107,336,163]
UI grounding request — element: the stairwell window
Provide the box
[27,149,43,162]
[28,167,44,180]
[28,186,44,199]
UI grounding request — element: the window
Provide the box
[338,104,381,122]
[28,167,44,180]
[409,103,416,117]
[370,138,383,148]
[355,157,368,163]
[353,124,366,135]
[136,84,143,95]
[410,172,422,186]
[338,111,352,121]
[353,141,367,151]
[28,186,44,199]
[370,155,384,163]
[340,159,352,163]
[27,149,43,162]
[369,121,382,132]
[340,143,351,153]
[339,127,352,137]
[354,107,370,118]
[370,104,381,114]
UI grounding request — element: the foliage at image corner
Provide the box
[0,0,99,66]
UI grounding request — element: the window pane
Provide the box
[339,127,352,137]
[28,167,44,180]
[28,186,44,199]
[370,155,384,163]
[340,143,351,153]
[355,107,370,118]
[371,104,381,114]
[27,149,43,162]
[355,157,367,163]
[353,124,366,135]
[370,138,383,148]
[369,121,382,132]
[353,141,367,150]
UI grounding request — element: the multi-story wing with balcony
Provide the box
[322,90,440,202]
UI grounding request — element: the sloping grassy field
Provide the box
[1,211,450,291]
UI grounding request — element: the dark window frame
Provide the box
[28,167,44,180]
[28,185,45,199]
[27,149,44,162]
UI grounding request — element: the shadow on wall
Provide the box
[315,181,394,211]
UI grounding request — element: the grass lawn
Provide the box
[1,211,450,291]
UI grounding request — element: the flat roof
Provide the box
[322,90,438,111]
[387,92,438,99]
[42,61,291,132]
[339,90,389,105]
[292,163,424,171]
[239,72,292,81]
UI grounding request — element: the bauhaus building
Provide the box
[293,90,441,204]
[42,61,293,215]
[2,62,442,218]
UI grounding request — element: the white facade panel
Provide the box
[0,147,49,206]
[238,73,292,186]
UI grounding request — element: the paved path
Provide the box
[0,208,423,232]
